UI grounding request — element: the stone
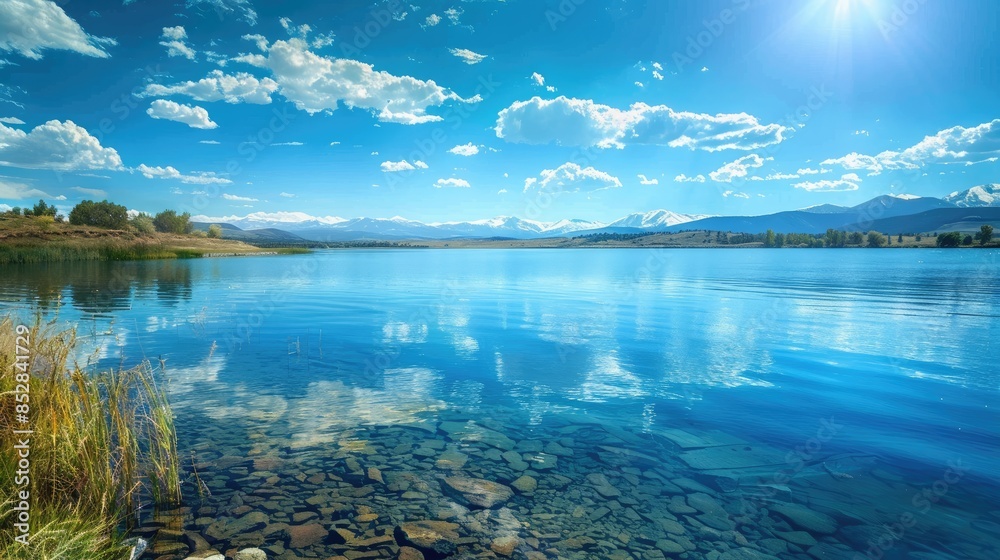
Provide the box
[544,441,573,456]
[234,549,267,560]
[285,523,328,548]
[367,467,384,483]
[769,503,838,535]
[773,530,818,548]
[490,536,520,556]
[511,475,538,493]
[441,476,514,509]
[587,473,622,498]
[435,450,468,469]
[398,547,425,560]
[394,521,460,557]
[655,539,685,555]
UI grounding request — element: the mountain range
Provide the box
[194,184,1000,242]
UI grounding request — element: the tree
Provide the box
[897,234,903,243]
[69,199,129,229]
[915,234,922,242]
[937,232,963,248]
[764,229,776,248]
[31,199,57,217]
[847,231,864,245]
[962,234,973,246]
[867,232,887,248]
[207,224,223,238]
[131,213,155,234]
[10,207,21,216]
[153,210,193,234]
[979,225,993,246]
[775,233,785,248]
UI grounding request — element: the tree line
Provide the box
[3,199,223,238]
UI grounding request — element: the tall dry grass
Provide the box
[0,317,182,559]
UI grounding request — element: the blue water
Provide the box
[3,249,999,559]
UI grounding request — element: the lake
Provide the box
[3,249,998,559]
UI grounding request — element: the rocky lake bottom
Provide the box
[136,405,1000,560]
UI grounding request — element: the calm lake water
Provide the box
[3,249,999,560]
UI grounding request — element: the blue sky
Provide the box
[1,0,998,224]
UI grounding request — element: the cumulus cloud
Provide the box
[674,174,706,183]
[0,0,116,60]
[0,178,62,200]
[637,174,659,185]
[448,143,480,156]
[137,164,232,185]
[262,38,478,124]
[496,96,790,151]
[525,162,622,193]
[709,154,771,183]
[793,173,862,192]
[147,100,218,129]
[823,119,1000,175]
[0,120,123,170]
[531,72,545,86]
[434,178,470,188]
[160,26,196,59]
[381,160,427,172]
[424,14,442,27]
[450,48,486,65]
[144,70,279,104]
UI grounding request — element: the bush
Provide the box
[152,210,193,234]
[32,199,57,217]
[867,232,887,248]
[207,224,222,238]
[937,232,963,248]
[191,229,207,238]
[962,235,973,246]
[69,200,129,229]
[130,213,155,234]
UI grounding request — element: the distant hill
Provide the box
[862,207,1000,235]
[192,222,306,242]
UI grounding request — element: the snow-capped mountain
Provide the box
[607,210,710,229]
[193,209,708,240]
[944,184,1000,207]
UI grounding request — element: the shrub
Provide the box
[32,199,57,217]
[867,232,887,248]
[69,200,129,229]
[152,210,193,234]
[191,229,207,238]
[207,224,222,238]
[937,232,963,247]
[130,213,155,234]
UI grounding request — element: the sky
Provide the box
[0,0,998,224]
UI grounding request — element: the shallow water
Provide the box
[3,249,999,559]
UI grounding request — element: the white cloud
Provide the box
[450,48,486,65]
[497,188,507,194]
[0,0,116,60]
[652,71,664,81]
[793,173,862,192]
[709,154,770,182]
[184,0,257,26]
[70,186,108,197]
[0,120,123,170]
[444,7,463,25]
[448,143,480,156]
[797,167,824,175]
[160,26,196,60]
[531,72,545,86]
[272,141,304,146]
[674,174,706,183]
[722,190,750,199]
[525,162,622,193]
[637,174,659,185]
[0,117,25,124]
[762,172,799,181]
[381,160,427,172]
[147,100,218,129]
[144,70,279,104]
[137,164,232,185]
[824,120,1000,175]
[635,81,644,88]
[855,130,870,136]
[222,193,258,202]
[279,192,295,198]
[652,62,663,71]
[199,140,221,144]
[435,178,470,188]
[257,38,479,124]
[424,14,442,27]
[496,96,790,151]
[0,178,62,200]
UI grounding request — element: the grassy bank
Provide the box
[0,318,182,559]
[0,215,308,265]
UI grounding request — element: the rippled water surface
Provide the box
[3,249,999,560]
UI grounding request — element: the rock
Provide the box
[394,521,460,557]
[511,475,538,493]
[658,518,686,535]
[589,507,611,521]
[490,536,520,556]
[656,539,685,555]
[719,548,780,560]
[285,523,328,548]
[367,467,384,483]
[183,554,224,560]
[436,450,468,469]
[769,503,838,535]
[544,441,573,456]
[586,473,621,498]
[234,549,267,560]
[398,546,425,560]
[441,476,514,509]
[773,530,818,547]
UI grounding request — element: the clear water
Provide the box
[3,249,998,560]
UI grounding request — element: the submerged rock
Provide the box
[442,476,514,508]
[394,521,460,557]
[769,503,838,535]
